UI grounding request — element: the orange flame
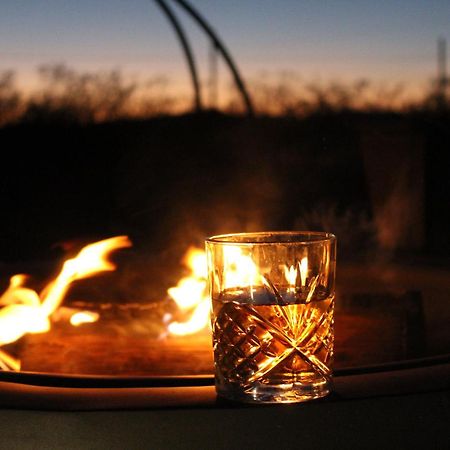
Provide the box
[167,247,210,336]
[166,246,269,336]
[283,264,297,293]
[167,249,312,337]
[283,256,308,290]
[0,236,131,370]
[70,311,100,327]
[222,246,263,289]
[299,256,308,287]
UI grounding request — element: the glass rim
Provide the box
[205,231,336,246]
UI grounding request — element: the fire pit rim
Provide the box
[1,353,449,389]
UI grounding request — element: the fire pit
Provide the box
[0,239,215,375]
[0,236,437,378]
[1,235,450,414]
[0,236,449,450]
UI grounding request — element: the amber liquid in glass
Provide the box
[212,289,334,403]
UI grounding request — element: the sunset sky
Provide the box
[1,0,449,102]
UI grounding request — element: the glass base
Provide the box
[216,378,331,404]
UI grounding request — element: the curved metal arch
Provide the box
[171,0,254,116]
[153,0,202,112]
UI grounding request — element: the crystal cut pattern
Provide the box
[213,298,334,390]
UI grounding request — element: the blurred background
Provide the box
[0,0,449,292]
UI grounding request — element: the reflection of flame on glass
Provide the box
[299,256,308,287]
[70,311,100,327]
[283,265,297,292]
[167,246,266,336]
[0,236,131,371]
[222,246,263,290]
[283,256,308,291]
[167,247,307,336]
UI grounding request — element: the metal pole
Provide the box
[153,0,202,112]
[171,0,254,116]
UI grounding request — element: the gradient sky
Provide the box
[1,0,449,99]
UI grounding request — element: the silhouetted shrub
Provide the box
[0,71,21,126]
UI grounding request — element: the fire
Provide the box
[167,299,211,336]
[167,248,207,310]
[166,245,267,336]
[287,256,319,304]
[0,236,131,370]
[0,234,314,372]
[283,256,308,291]
[40,236,131,316]
[166,247,309,336]
[299,256,308,286]
[283,265,297,292]
[70,311,100,327]
[0,349,20,371]
[167,247,210,336]
[221,246,263,289]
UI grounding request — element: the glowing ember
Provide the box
[0,236,131,370]
[70,311,100,327]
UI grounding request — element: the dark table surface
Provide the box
[1,362,450,449]
[1,262,450,448]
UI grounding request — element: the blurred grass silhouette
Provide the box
[0,64,448,126]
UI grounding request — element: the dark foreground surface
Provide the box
[1,361,449,449]
[2,392,449,450]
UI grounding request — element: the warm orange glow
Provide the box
[292,256,319,303]
[40,236,131,316]
[167,245,271,336]
[167,247,210,336]
[167,245,266,336]
[222,246,263,290]
[299,256,308,287]
[0,279,52,346]
[184,247,208,279]
[167,297,211,336]
[168,278,206,311]
[0,236,131,370]
[283,257,315,299]
[284,265,297,292]
[282,257,308,289]
[70,311,100,327]
[0,349,21,371]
